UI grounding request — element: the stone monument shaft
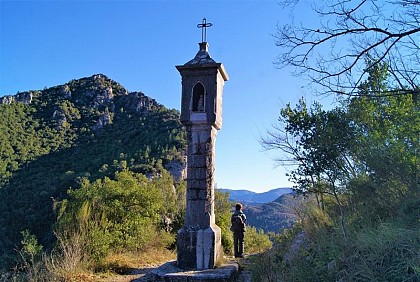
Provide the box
[176,40,229,270]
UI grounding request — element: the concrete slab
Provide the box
[149,260,239,281]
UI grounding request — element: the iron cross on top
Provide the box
[197,17,213,43]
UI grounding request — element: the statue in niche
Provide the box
[197,94,204,112]
[192,83,205,112]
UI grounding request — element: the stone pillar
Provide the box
[176,39,228,270]
[177,124,221,270]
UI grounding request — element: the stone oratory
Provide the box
[176,19,229,270]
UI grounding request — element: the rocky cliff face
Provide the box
[0,74,164,132]
[0,74,186,180]
[0,91,36,105]
[0,74,161,112]
[164,159,187,182]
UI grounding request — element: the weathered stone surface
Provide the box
[16,92,33,104]
[187,180,207,190]
[149,260,238,282]
[176,225,222,271]
[0,95,14,104]
[92,112,112,131]
[177,227,199,269]
[164,159,187,182]
[0,91,34,105]
[188,168,207,181]
[52,109,67,129]
[183,200,208,226]
[188,156,206,168]
[60,85,72,99]
[176,44,228,130]
[93,86,114,109]
[176,41,228,271]
[186,188,208,201]
[119,91,161,113]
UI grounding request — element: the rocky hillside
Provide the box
[217,188,297,233]
[0,74,186,268]
[1,74,162,130]
[245,193,301,233]
[219,187,293,205]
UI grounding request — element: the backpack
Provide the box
[230,213,246,233]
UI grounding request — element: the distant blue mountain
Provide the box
[218,187,293,205]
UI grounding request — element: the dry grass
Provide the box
[104,248,176,270]
[215,248,228,267]
[87,248,176,281]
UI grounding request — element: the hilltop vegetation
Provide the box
[259,1,420,279]
[256,61,420,281]
[0,75,273,281]
[0,74,187,271]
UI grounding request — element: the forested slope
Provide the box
[0,74,186,269]
[244,193,299,233]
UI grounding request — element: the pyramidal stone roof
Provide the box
[184,42,216,65]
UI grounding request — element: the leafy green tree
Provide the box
[55,170,177,262]
[347,60,420,220]
[262,99,356,239]
[18,230,43,268]
[260,58,419,280]
[244,226,272,254]
[215,190,234,254]
[263,100,356,195]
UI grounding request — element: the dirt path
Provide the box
[95,264,158,281]
[98,255,256,282]
[233,255,254,282]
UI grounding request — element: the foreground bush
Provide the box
[55,170,178,263]
[251,197,420,282]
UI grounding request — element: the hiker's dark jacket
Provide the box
[231,210,247,233]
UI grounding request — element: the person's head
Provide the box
[235,203,243,211]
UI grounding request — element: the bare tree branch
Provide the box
[276,0,420,96]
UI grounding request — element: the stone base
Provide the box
[150,260,238,282]
[177,224,221,270]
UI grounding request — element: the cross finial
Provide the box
[197,17,213,43]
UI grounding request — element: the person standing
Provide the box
[230,203,247,258]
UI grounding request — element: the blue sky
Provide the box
[1,0,329,193]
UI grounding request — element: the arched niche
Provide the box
[192,82,205,112]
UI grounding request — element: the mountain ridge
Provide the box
[246,194,298,233]
[218,187,297,233]
[218,187,293,205]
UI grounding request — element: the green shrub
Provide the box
[55,170,180,264]
[245,226,272,254]
[250,250,281,282]
[19,230,43,268]
[343,222,420,281]
[252,204,419,281]
[215,190,234,255]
